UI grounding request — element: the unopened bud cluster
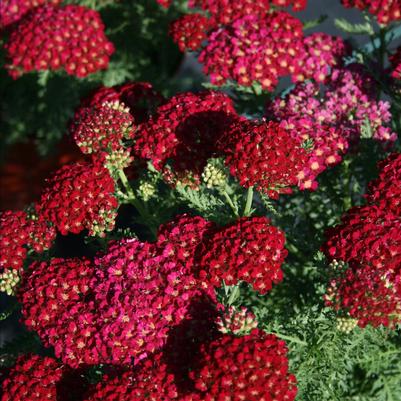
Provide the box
[0,269,21,296]
[138,181,156,201]
[216,306,258,335]
[202,163,227,189]
[336,317,358,334]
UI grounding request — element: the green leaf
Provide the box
[334,18,374,35]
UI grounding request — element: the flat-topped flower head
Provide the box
[190,329,298,401]
[200,216,288,294]
[38,161,118,236]
[5,5,114,78]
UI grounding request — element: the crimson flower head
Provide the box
[0,0,60,28]
[70,100,134,156]
[323,205,401,328]
[169,13,210,52]
[190,329,298,401]
[134,91,238,177]
[19,258,102,367]
[5,4,114,78]
[222,120,309,198]
[366,153,401,216]
[200,216,288,294]
[38,161,118,236]
[0,209,56,271]
[0,355,64,401]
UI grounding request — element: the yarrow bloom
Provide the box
[77,81,164,125]
[200,216,288,294]
[341,0,401,24]
[187,0,307,28]
[269,65,397,187]
[170,7,346,91]
[0,355,64,401]
[19,258,102,367]
[323,153,401,327]
[222,120,309,198]
[38,161,118,236]
[93,237,211,364]
[190,329,298,401]
[135,91,238,177]
[169,14,210,52]
[70,100,134,156]
[4,5,114,78]
[0,0,60,28]
[366,153,401,215]
[0,209,56,271]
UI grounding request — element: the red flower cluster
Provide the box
[19,258,102,367]
[77,81,164,125]
[0,209,56,271]
[323,153,401,327]
[38,161,118,236]
[190,329,298,401]
[5,5,114,78]
[169,14,210,52]
[200,217,288,294]
[70,100,134,156]
[0,0,60,28]
[222,121,309,198]
[341,0,401,24]
[135,91,238,176]
[366,153,401,215]
[0,355,63,401]
[157,214,215,266]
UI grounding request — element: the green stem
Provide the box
[117,169,157,238]
[227,285,240,306]
[222,189,239,218]
[243,186,254,216]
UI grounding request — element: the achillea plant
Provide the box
[1,1,401,400]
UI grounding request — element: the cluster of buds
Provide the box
[336,317,358,334]
[216,306,258,335]
[138,181,156,201]
[201,161,227,189]
[0,268,21,295]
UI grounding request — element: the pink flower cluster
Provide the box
[222,120,309,198]
[341,0,401,24]
[200,217,288,294]
[0,0,60,28]
[0,209,56,271]
[4,4,114,78]
[323,153,401,328]
[170,5,347,91]
[188,0,306,27]
[38,161,118,236]
[269,65,397,188]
